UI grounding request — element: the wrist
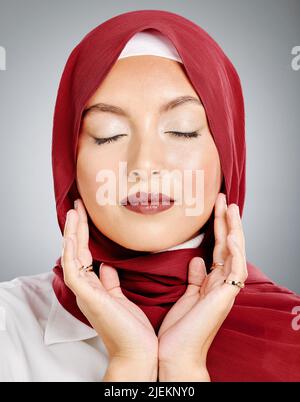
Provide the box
[159,361,210,382]
[103,356,158,382]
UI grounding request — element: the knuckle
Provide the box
[215,238,224,246]
[240,264,248,281]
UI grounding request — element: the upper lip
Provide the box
[121,191,174,205]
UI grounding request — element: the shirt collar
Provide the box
[43,290,98,346]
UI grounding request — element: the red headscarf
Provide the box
[52,10,300,381]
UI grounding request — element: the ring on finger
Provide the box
[224,279,245,289]
[210,261,224,270]
[79,263,94,273]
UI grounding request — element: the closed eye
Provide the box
[93,134,127,145]
[93,130,201,146]
[166,131,201,139]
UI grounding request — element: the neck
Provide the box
[150,232,205,253]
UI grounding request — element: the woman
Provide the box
[0,10,299,382]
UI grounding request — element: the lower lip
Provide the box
[122,202,175,215]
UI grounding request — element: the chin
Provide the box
[115,236,176,253]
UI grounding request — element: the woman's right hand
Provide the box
[61,198,158,381]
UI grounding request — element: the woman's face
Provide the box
[76,55,222,252]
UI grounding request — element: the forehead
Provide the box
[85,55,198,107]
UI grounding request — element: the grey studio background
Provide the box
[0,0,299,293]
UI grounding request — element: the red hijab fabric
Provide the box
[51,10,300,381]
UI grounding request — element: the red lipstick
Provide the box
[120,191,175,215]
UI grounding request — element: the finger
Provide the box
[63,209,79,257]
[223,234,248,296]
[62,236,81,286]
[212,193,229,270]
[226,203,245,252]
[227,233,248,280]
[99,263,123,297]
[74,199,92,266]
[185,257,207,296]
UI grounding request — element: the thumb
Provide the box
[185,257,207,296]
[99,263,123,297]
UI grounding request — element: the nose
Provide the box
[127,133,165,182]
[130,169,160,180]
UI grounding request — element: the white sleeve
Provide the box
[0,288,26,382]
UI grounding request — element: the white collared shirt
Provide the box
[0,233,204,382]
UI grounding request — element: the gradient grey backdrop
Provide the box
[0,0,299,293]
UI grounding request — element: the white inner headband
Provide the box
[117,29,183,64]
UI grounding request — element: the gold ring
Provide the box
[224,279,245,289]
[211,262,224,270]
[79,264,94,273]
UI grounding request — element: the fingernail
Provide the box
[74,199,78,209]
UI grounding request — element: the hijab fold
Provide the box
[52,10,300,381]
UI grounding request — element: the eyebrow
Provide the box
[82,95,202,118]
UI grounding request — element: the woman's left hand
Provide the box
[157,192,248,382]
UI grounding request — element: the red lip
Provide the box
[120,191,175,215]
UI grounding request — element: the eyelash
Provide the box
[166,131,200,139]
[93,131,200,145]
[94,134,126,145]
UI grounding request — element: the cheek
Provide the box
[76,145,119,201]
[183,139,221,204]
[76,150,96,197]
[202,148,222,195]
